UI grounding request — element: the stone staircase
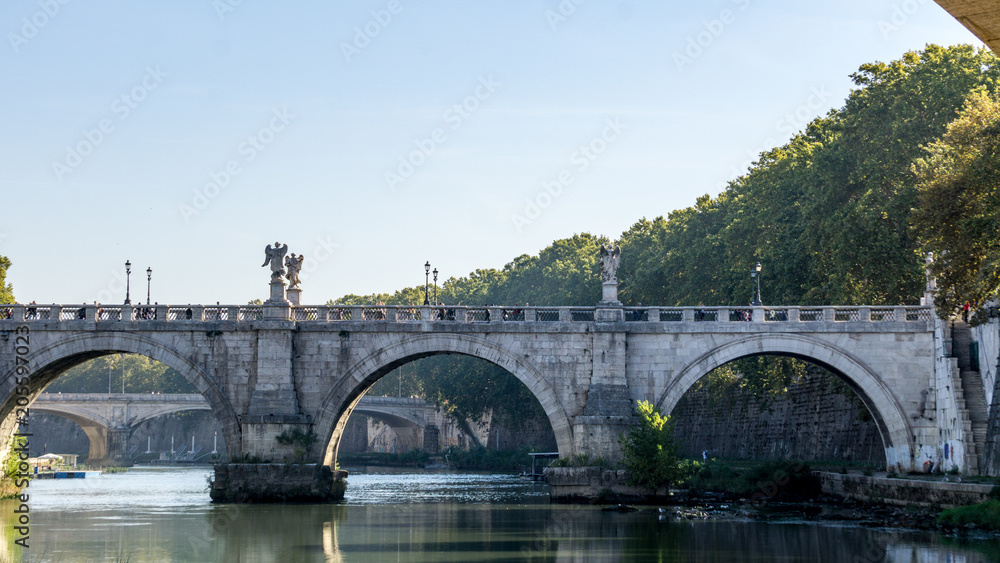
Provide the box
[952,321,989,474]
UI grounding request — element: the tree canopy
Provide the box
[332,45,1000,426]
[912,88,1000,319]
[45,354,196,394]
[0,255,13,304]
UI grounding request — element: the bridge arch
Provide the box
[352,408,426,431]
[656,333,915,470]
[313,333,574,466]
[0,332,242,459]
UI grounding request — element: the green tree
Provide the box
[912,88,1000,319]
[620,401,681,489]
[46,354,196,394]
[0,255,14,304]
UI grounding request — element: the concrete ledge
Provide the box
[817,472,993,508]
[545,466,667,504]
[210,463,346,503]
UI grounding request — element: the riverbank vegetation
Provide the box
[939,499,1000,532]
[45,354,197,394]
[337,450,430,468]
[443,446,534,471]
[0,438,27,500]
[337,447,536,471]
[619,401,682,490]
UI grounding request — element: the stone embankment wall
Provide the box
[817,472,992,508]
[671,371,886,465]
[973,319,998,408]
[546,466,667,503]
[973,317,1000,476]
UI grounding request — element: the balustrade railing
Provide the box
[0,304,936,326]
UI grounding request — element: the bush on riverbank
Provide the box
[338,450,430,468]
[0,437,27,500]
[684,460,821,501]
[620,401,682,489]
[443,446,533,471]
[938,500,1000,531]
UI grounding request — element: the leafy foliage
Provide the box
[618,45,999,308]
[912,88,1000,319]
[0,255,14,304]
[443,446,534,471]
[330,45,1000,427]
[0,437,27,499]
[45,354,197,394]
[683,459,820,501]
[619,401,681,489]
[938,500,1000,531]
[275,428,317,464]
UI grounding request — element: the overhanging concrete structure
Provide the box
[936,0,1000,54]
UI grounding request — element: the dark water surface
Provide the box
[4,466,999,562]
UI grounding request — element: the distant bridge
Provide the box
[31,393,464,465]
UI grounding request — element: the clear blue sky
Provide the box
[0,0,982,305]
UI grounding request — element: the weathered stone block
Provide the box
[210,463,345,503]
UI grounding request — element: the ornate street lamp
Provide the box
[146,267,152,305]
[124,260,132,305]
[424,261,431,306]
[750,262,762,306]
[433,268,439,306]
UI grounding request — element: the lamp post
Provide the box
[433,268,439,306]
[146,267,152,305]
[424,261,431,306]
[750,262,762,306]
[124,260,132,305]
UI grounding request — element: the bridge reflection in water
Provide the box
[17,467,1000,562]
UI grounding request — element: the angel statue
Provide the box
[600,244,621,283]
[284,253,305,289]
[262,242,289,282]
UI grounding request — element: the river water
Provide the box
[4,466,999,562]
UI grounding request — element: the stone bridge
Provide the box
[30,393,458,466]
[0,292,984,499]
[32,392,211,466]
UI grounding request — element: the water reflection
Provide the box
[20,467,1000,562]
